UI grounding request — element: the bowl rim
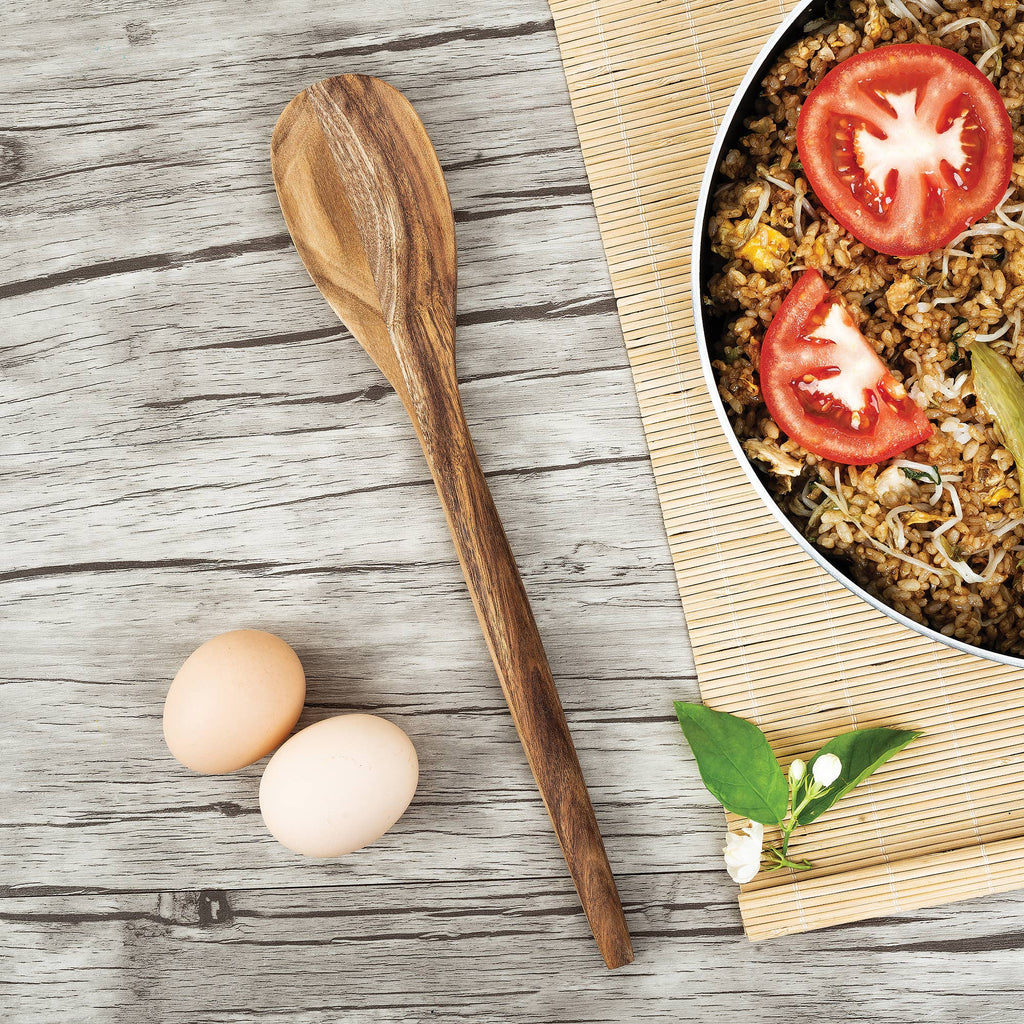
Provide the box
[688,0,1024,668]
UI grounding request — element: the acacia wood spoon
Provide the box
[270,74,633,969]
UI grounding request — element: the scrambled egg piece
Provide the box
[864,0,888,41]
[885,275,919,315]
[986,485,1015,506]
[742,438,803,477]
[736,223,791,273]
[873,464,918,507]
[902,510,943,526]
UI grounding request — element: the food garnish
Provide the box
[796,44,1013,256]
[900,465,941,485]
[674,702,919,881]
[970,341,1024,489]
[759,270,934,464]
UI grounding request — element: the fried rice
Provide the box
[706,0,1024,654]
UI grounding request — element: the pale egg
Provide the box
[163,629,306,774]
[259,714,418,857]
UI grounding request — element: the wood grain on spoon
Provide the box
[271,74,634,969]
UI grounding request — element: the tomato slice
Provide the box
[797,44,1012,257]
[760,270,933,464]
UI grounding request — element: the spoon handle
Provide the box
[415,388,634,970]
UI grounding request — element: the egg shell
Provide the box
[259,714,418,858]
[163,629,305,774]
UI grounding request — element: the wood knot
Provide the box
[0,136,25,185]
[124,21,155,45]
[211,800,247,817]
[159,889,234,927]
[197,889,234,927]
[362,382,393,402]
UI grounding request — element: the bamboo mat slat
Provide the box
[547,0,1024,938]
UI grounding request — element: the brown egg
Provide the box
[163,629,305,773]
[259,714,418,857]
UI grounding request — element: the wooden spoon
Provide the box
[271,75,633,969]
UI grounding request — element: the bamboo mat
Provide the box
[547,0,1024,939]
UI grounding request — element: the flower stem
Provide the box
[781,779,825,854]
[779,777,828,857]
[764,846,812,871]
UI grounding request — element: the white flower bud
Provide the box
[812,753,842,788]
[788,758,806,783]
[723,821,764,884]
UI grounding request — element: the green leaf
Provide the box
[673,703,788,824]
[900,466,940,485]
[796,728,920,825]
[971,341,1024,491]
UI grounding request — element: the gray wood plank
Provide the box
[0,0,697,902]
[4,880,1024,1023]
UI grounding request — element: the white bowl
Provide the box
[689,0,1022,667]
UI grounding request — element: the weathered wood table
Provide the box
[3,1,1023,1020]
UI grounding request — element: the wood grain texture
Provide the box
[271,73,631,966]
[3,0,1023,1019]
[6,878,1024,1023]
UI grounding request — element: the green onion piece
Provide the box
[971,341,1024,489]
[901,466,940,484]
